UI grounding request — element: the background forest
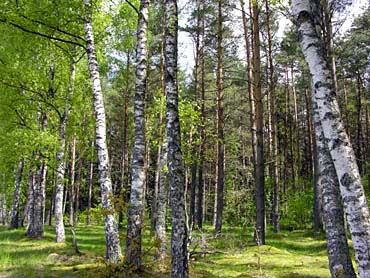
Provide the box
[0,0,369,277]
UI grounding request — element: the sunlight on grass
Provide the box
[0,224,353,277]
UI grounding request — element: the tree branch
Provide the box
[0,18,86,49]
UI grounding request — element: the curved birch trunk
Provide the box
[312,90,356,277]
[10,159,24,229]
[83,0,121,263]
[293,1,370,275]
[164,0,189,276]
[55,60,76,243]
[125,0,150,270]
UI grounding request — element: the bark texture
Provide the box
[83,0,121,263]
[252,0,265,246]
[10,160,24,229]
[164,0,189,275]
[55,60,76,242]
[125,0,149,270]
[27,157,47,238]
[293,1,370,275]
[155,141,168,261]
[214,0,224,235]
[312,90,356,278]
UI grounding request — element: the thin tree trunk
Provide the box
[164,0,188,275]
[10,159,24,229]
[83,0,121,263]
[265,0,279,233]
[214,0,225,235]
[69,135,76,227]
[87,144,94,225]
[27,155,47,238]
[23,168,35,227]
[155,141,168,261]
[252,0,265,246]
[74,158,82,226]
[119,52,131,228]
[196,0,206,230]
[355,75,363,174]
[27,111,48,239]
[55,60,76,242]
[293,1,370,275]
[125,0,150,270]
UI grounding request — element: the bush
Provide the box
[280,190,313,230]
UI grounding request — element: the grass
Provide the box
[0,224,354,277]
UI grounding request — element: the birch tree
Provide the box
[83,0,121,263]
[125,0,150,270]
[164,0,189,275]
[293,0,370,275]
[10,159,24,229]
[312,89,355,277]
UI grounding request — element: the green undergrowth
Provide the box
[0,224,355,277]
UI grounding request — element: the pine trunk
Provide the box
[252,0,265,246]
[214,0,224,235]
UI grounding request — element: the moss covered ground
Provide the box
[0,224,355,277]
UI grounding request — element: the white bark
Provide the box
[293,1,370,275]
[10,160,24,229]
[125,0,150,270]
[55,60,76,243]
[83,0,121,263]
[155,140,168,261]
[164,0,189,276]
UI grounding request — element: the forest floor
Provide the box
[0,224,355,277]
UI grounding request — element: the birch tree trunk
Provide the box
[196,0,206,229]
[83,0,121,263]
[69,135,76,227]
[312,89,356,278]
[125,0,150,270]
[10,160,24,229]
[155,141,168,261]
[27,111,48,239]
[27,156,47,238]
[164,0,189,275]
[87,153,94,225]
[293,1,370,275]
[23,168,35,227]
[55,60,76,242]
